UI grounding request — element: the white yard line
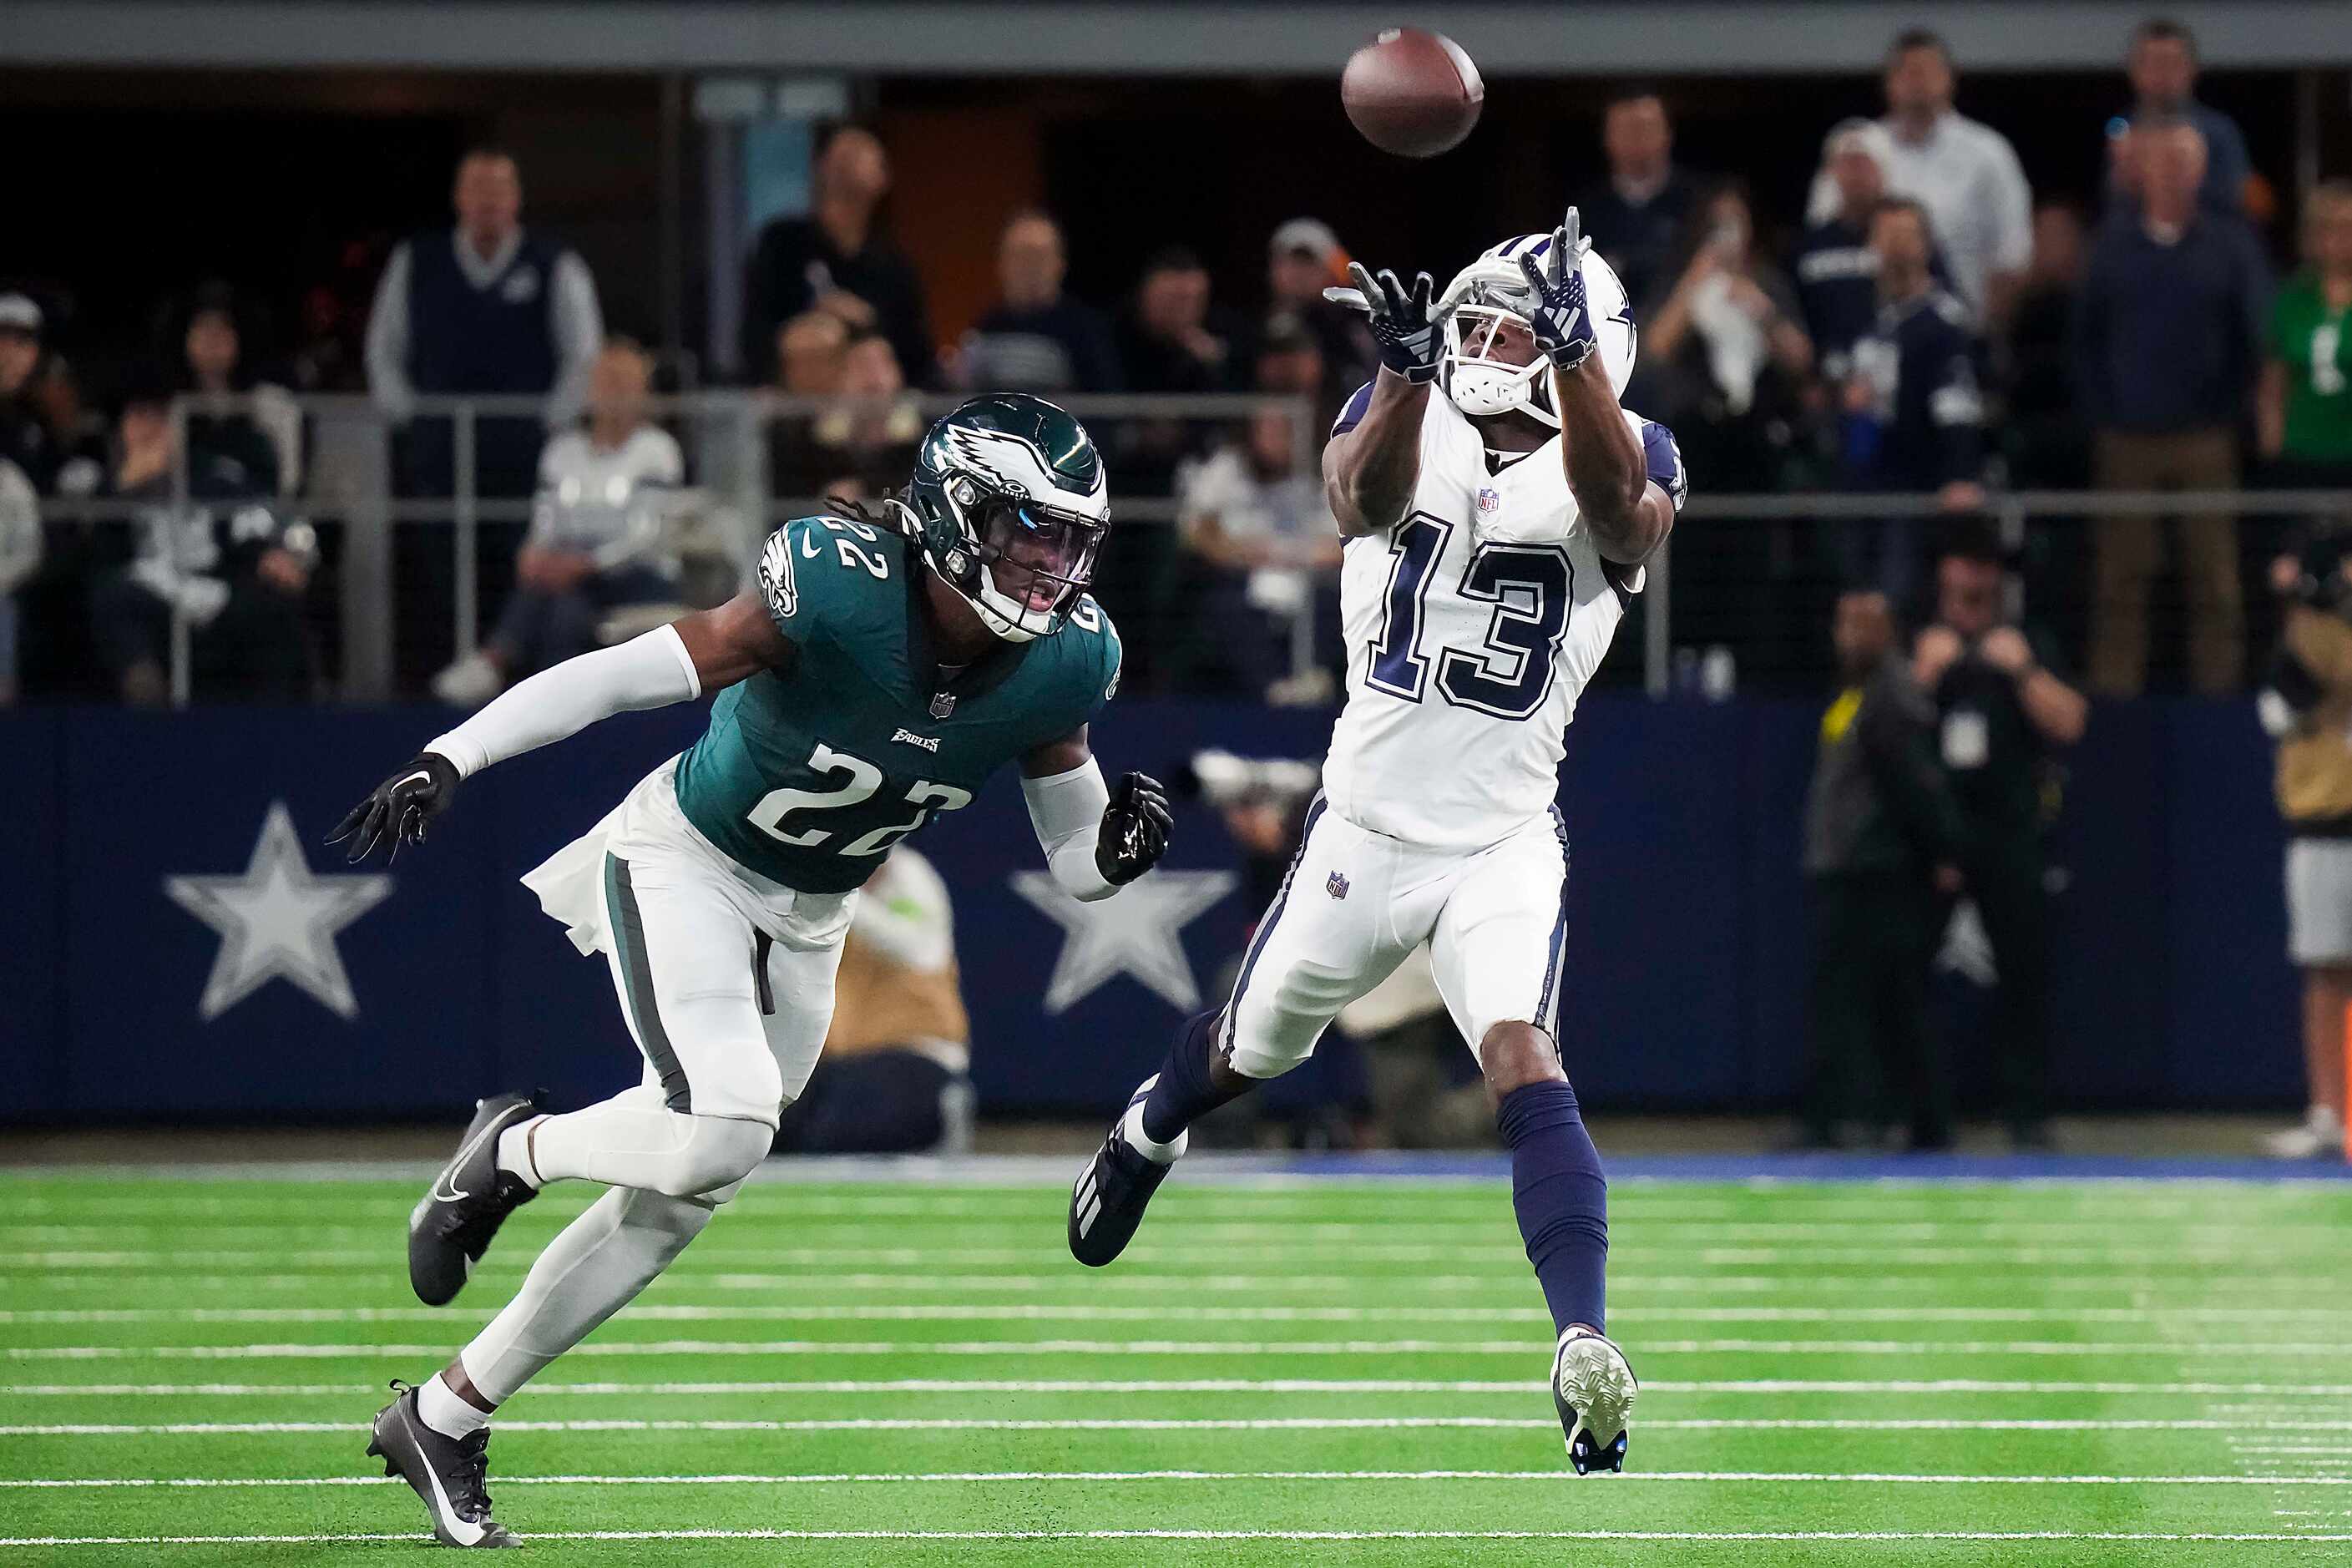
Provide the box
[8,1468,2352,1488]
[8,1243,2344,1269]
[15,1417,2352,1436]
[6,1528,2352,1548]
[4,1218,2334,1240]
[15,1376,2350,1397]
[14,1337,2352,1361]
[9,1302,2349,1327]
[15,1270,2352,1301]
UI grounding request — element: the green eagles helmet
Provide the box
[902,393,1110,643]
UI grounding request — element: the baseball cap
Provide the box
[1268,218,1340,262]
[0,293,42,336]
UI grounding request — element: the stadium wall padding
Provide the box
[0,698,2299,1121]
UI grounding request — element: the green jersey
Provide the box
[672,514,1121,893]
[2269,274,2352,463]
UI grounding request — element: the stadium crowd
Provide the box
[0,18,2349,711]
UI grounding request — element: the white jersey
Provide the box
[1320,390,1686,850]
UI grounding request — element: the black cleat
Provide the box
[367,1379,519,1548]
[1552,1327,1637,1474]
[409,1092,541,1307]
[1068,1077,1183,1267]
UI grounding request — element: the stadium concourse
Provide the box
[4,1154,2351,1565]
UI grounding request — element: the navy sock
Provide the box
[1495,1079,1609,1336]
[1139,1011,1232,1146]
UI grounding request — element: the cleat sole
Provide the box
[1554,1333,1637,1477]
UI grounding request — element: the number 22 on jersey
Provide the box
[1367,513,1573,720]
[746,742,972,857]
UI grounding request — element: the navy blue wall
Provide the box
[0,697,2299,1120]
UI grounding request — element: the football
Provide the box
[1341,27,1485,157]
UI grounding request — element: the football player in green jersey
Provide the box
[331,393,1171,1547]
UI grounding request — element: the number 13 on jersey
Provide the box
[1367,514,1574,720]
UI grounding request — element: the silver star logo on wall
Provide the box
[1010,867,1237,1015]
[164,802,393,1021]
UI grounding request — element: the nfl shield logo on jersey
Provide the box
[1476,485,1501,516]
[1326,870,1350,900]
[929,691,957,719]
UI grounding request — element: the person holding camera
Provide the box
[1913,531,2087,1147]
[1802,587,1969,1151]
[2258,537,2352,1159]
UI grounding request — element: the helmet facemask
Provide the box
[1442,296,1560,430]
[937,476,1105,643]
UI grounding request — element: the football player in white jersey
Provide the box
[1068,209,1687,1475]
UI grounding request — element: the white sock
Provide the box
[496,1117,547,1188]
[415,1370,493,1439]
[1120,1099,1186,1166]
[458,1186,713,1406]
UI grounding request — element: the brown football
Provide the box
[1341,28,1485,158]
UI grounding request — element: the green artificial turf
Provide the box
[4,1171,2351,1565]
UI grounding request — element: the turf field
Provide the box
[5,1164,2352,1565]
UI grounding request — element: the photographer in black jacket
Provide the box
[1912,529,2087,1147]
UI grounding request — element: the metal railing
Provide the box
[33,388,2352,705]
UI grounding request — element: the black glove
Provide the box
[1515,206,1600,372]
[1095,771,1173,888]
[328,752,461,863]
[1323,263,1468,384]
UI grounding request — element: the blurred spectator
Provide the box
[2003,201,2093,488]
[1266,218,1374,394]
[1830,30,2032,327]
[175,286,300,498]
[1117,247,1245,396]
[89,395,318,705]
[2258,181,2352,487]
[1256,311,1332,420]
[766,310,851,503]
[2107,18,2252,217]
[8,359,110,701]
[31,358,114,498]
[743,126,935,388]
[1795,119,1899,385]
[953,210,1121,393]
[1115,247,1247,505]
[1913,531,2086,1148]
[785,331,923,501]
[366,147,604,499]
[2260,536,2352,1159]
[2076,119,2270,695]
[1576,87,1703,318]
[775,847,974,1155]
[0,458,38,704]
[1800,588,1965,1151]
[1645,180,1813,491]
[1839,196,1985,606]
[775,310,850,397]
[289,285,365,395]
[433,338,685,705]
[0,294,58,493]
[1173,407,1342,699]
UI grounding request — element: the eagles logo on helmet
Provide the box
[900,393,1111,644]
[1440,234,1636,429]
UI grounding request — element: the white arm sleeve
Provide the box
[1022,756,1116,903]
[425,622,701,778]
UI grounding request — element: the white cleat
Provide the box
[1551,1325,1636,1474]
